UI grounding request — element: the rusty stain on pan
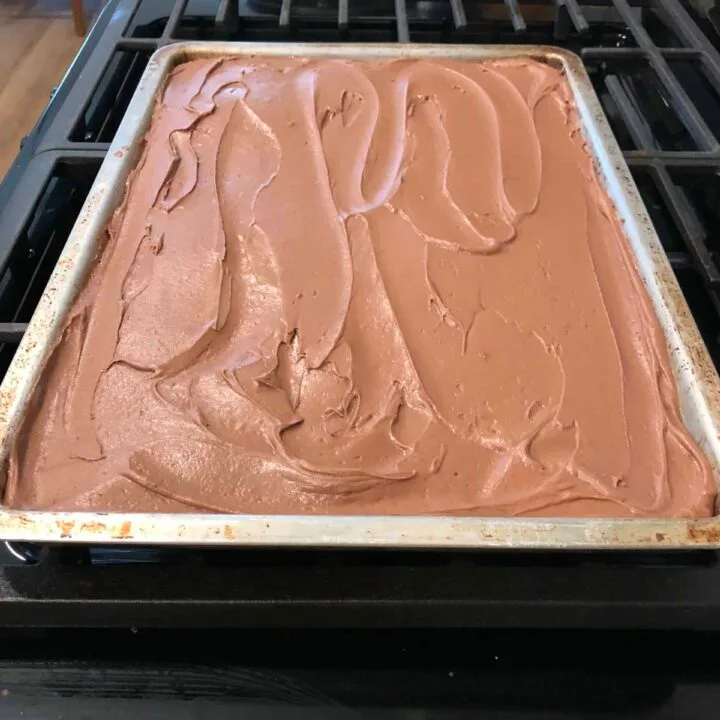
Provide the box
[0,43,719,548]
[687,521,720,543]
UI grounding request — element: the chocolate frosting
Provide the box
[5,56,716,517]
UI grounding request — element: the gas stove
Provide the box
[2,0,720,634]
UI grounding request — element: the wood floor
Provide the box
[0,0,101,180]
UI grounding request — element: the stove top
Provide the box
[3,0,720,632]
[0,627,718,718]
[0,627,717,718]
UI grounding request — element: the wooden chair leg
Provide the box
[71,0,86,36]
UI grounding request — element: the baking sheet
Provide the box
[1,42,719,548]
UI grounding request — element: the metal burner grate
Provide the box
[3,0,720,626]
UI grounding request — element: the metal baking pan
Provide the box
[1,42,720,549]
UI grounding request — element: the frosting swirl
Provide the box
[5,56,715,517]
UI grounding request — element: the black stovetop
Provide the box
[5,0,720,715]
[4,0,720,641]
[0,630,720,720]
[0,627,720,717]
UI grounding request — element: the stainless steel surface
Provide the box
[1,42,719,548]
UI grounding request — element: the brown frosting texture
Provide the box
[5,56,716,517]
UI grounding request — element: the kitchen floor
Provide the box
[0,0,101,180]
